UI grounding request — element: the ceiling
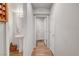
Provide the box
[9,3,52,10]
[32,3,53,15]
[32,3,52,9]
[9,3,53,15]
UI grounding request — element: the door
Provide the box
[35,16,50,47]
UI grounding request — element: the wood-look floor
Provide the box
[31,40,54,56]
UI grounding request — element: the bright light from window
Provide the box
[16,7,23,17]
[13,4,23,18]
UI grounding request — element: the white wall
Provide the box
[23,3,35,56]
[50,4,55,54]
[6,3,14,56]
[0,23,6,56]
[50,3,79,56]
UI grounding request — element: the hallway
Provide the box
[1,3,79,56]
[31,40,54,56]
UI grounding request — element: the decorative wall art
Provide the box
[0,3,8,22]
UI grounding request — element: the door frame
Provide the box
[34,15,50,48]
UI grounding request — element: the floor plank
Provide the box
[31,40,54,56]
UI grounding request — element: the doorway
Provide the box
[35,15,50,48]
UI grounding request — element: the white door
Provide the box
[35,16,50,47]
[36,17,44,40]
